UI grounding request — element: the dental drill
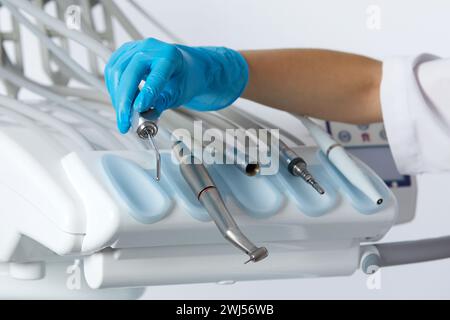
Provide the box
[173,140,269,263]
[132,108,161,181]
[217,107,325,194]
[278,141,325,194]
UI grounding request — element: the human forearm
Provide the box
[105,39,383,132]
[240,49,382,124]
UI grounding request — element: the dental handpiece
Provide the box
[217,107,324,194]
[173,140,269,263]
[172,109,261,177]
[132,108,161,181]
[299,116,383,205]
[279,140,325,194]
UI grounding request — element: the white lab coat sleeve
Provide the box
[380,54,450,175]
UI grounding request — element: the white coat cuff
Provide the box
[380,55,436,175]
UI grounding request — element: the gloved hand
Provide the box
[104,38,249,133]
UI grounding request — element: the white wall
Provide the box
[2,0,449,299]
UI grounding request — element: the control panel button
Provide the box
[338,130,352,143]
[357,124,370,131]
[361,133,371,142]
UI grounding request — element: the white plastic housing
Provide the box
[0,101,398,291]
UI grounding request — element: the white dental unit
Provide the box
[0,0,447,300]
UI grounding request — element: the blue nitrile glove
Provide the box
[104,38,249,133]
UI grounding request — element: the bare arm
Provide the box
[240,49,382,124]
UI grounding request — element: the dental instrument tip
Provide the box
[292,164,325,195]
[146,129,161,182]
[244,247,269,264]
[134,109,161,182]
[310,180,325,195]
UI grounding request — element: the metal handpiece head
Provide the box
[134,108,160,138]
[245,247,269,264]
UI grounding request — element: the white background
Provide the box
[3,0,450,299]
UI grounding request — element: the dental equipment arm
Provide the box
[127,0,183,43]
[376,236,450,268]
[0,64,133,151]
[360,236,450,274]
[50,86,110,104]
[0,9,23,98]
[79,0,115,77]
[1,0,112,61]
[0,65,104,126]
[0,1,164,170]
[100,0,143,40]
[240,49,382,125]
[0,1,106,93]
[0,95,93,150]
[173,140,268,263]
